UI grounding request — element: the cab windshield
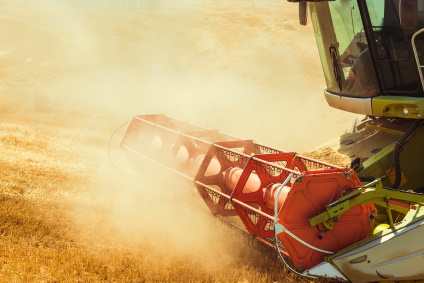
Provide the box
[310,0,424,98]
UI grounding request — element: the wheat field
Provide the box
[0,112,283,281]
[0,0,349,282]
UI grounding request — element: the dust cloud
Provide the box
[5,0,358,150]
[83,161,233,263]
[1,0,358,275]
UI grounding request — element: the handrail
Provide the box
[412,28,424,91]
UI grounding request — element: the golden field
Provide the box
[0,1,350,281]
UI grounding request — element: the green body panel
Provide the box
[356,126,424,191]
[371,96,424,119]
[357,143,395,188]
[396,127,424,191]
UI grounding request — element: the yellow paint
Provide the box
[373,223,390,234]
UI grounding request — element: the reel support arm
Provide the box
[309,180,424,230]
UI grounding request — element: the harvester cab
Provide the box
[303,0,424,118]
[302,0,424,193]
[116,0,424,282]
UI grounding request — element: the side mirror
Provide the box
[399,0,418,29]
[299,2,307,26]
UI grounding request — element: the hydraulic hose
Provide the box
[393,120,422,189]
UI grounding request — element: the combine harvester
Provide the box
[118,0,424,282]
